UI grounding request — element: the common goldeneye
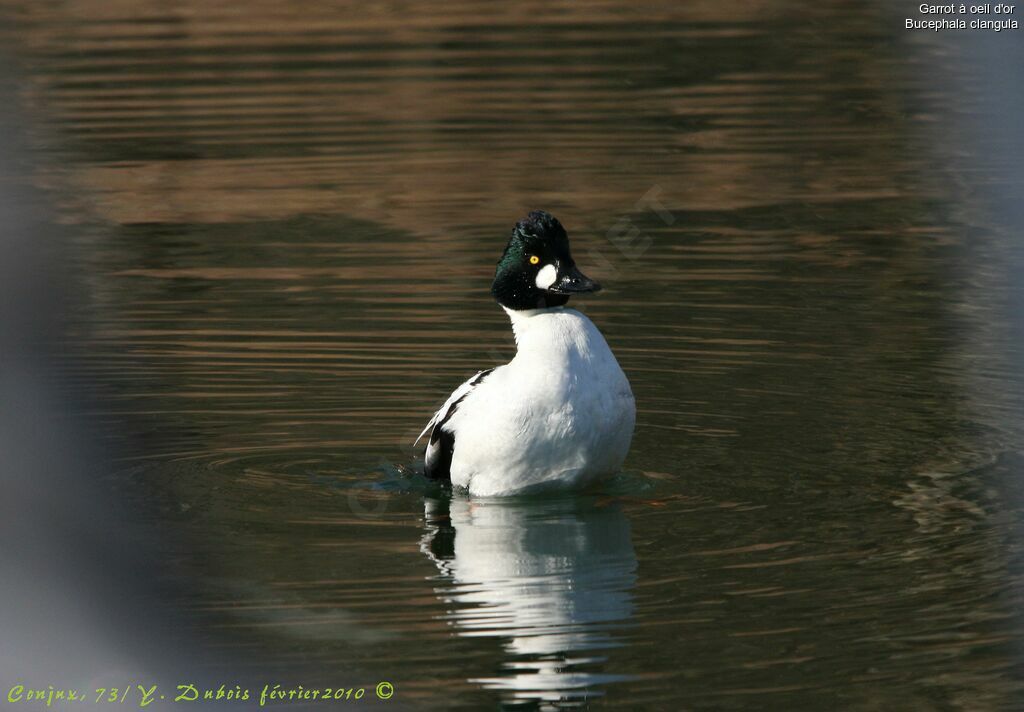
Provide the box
[416,210,635,496]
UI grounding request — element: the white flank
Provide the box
[420,306,635,495]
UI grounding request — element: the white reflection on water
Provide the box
[420,495,637,706]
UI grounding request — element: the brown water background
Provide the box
[5,1,1024,709]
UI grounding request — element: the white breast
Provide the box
[445,307,635,496]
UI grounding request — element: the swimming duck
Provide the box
[416,210,635,496]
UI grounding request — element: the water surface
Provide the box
[9,1,1024,708]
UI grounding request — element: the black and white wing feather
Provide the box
[417,368,493,481]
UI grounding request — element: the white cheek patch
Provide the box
[535,263,558,289]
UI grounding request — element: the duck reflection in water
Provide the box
[421,495,638,707]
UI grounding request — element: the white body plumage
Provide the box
[420,306,635,496]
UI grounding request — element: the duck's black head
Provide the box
[491,210,601,311]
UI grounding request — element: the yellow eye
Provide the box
[529,255,540,265]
